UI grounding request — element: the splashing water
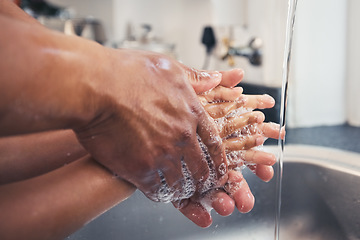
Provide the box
[275,0,298,239]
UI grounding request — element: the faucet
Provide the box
[222,37,263,66]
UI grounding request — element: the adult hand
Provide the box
[176,84,284,227]
[0,0,274,229]
[201,86,285,181]
[75,49,229,202]
[1,6,228,202]
[0,4,242,204]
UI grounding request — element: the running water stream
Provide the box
[274,0,298,239]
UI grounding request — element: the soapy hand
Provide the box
[0,0,281,234]
[75,49,229,203]
[175,82,284,227]
[204,87,285,182]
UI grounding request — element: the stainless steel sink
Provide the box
[69,145,360,240]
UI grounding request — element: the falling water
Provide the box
[274,0,298,239]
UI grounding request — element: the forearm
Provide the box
[0,156,136,240]
[0,130,87,184]
[0,12,109,136]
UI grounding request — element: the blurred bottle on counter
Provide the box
[17,0,107,45]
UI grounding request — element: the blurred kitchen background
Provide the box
[22,0,360,151]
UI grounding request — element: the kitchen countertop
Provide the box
[271,124,360,153]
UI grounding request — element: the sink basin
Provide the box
[69,145,360,240]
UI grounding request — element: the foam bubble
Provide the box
[148,102,268,202]
[147,158,197,203]
[180,157,196,198]
[225,179,245,195]
[199,194,214,214]
[197,135,217,194]
[226,150,246,169]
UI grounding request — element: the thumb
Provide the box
[186,68,222,94]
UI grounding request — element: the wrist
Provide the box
[0,17,110,135]
[35,33,109,132]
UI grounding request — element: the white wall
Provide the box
[49,0,287,86]
[347,0,360,126]
[111,0,289,87]
[49,0,358,128]
[112,0,212,69]
[287,0,347,127]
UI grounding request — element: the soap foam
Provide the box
[148,104,266,203]
[197,135,217,194]
[148,158,197,203]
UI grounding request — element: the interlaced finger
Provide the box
[238,94,275,110]
[246,164,274,182]
[197,111,228,186]
[219,111,265,138]
[224,170,254,213]
[200,86,243,103]
[223,134,264,152]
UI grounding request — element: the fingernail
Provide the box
[264,94,275,105]
[236,87,243,93]
[256,112,265,123]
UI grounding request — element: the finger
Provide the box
[138,171,166,202]
[210,189,235,216]
[224,170,254,213]
[258,122,286,140]
[219,69,244,87]
[201,86,243,103]
[223,134,264,151]
[219,111,265,138]
[197,112,228,181]
[239,94,275,110]
[227,149,276,169]
[186,67,222,94]
[159,155,198,201]
[247,164,274,182]
[280,126,286,139]
[173,199,213,228]
[243,150,277,166]
[204,101,244,119]
[181,136,211,193]
[141,167,188,202]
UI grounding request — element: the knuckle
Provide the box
[191,103,205,116]
[222,121,235,136]
[219,108,228,118]
[180,129,193,142]
[175,126,195,148]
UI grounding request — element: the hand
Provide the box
[201,86,285,181]
[75,49,228,202]
[175,84,284,227]
[1,1,246,204]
